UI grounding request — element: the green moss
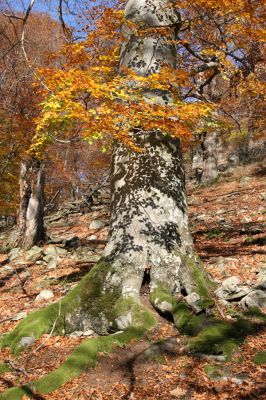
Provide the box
[150,288,177,313]
[0,303,61,355]
[243,307,266,323]
[0,260,117,354]
[205,230,222,239]
[173,302,206,335]
[253,351,266,365]
[0,364,10,373]
[183,254,216,300]
[112,297,156,331]
[204,364,224,380]
[0,327,151,399]
[187,318,254,358]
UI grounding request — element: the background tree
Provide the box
[0,6,65,247]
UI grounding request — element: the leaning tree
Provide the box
[1,0,265,398]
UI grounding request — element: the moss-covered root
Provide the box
[0,326,153,400]
[179,254,216,309]
[150,287,261,359]
[1,260,129,354]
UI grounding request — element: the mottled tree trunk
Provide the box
[200,131,219,184]
[104,131,193,291]
[17,158,45,249]
[3,0,214,352]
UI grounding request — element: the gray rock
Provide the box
[1,265,13,272]
[25,245,43,261]
[9,247,22,261]
[12,311,27,321]
[184,292,202,313]
[43,254,60,269]
[215,276,250,301]
[43,245,67,256]
[71,247,100,263]
[87,235,97,241]
[47,258,60,269]
[194,214,210,223]
[255,268,266,290]
[35,289,54,302]
[83,329,95,336]
[69,330,84,338]
[115,313,132,330]
[89,220,106,230]
[20,336,35,347]
[35,260,46,265]
[241,217,252,223]
[221,276,240,292]
[240,176,251,184]
[260,192,266,201]
[240,290,266,310]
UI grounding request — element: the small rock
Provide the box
[35,289,54,302]
[115,313,132,330]
[240,290,266,310]
[69,331,84,338]
[240,176,251,184]
[89,220,106,230]
[231,377,243,385]
[215,209,226,215]
[12,311,27,321]
[20,336,35,347]
[255,268,266,290]
[35,260,46,265]
[43,245,67,256]
[241,217,252,223]
[221,276,240,292]
[87,235,97,241]
[43,255,60,269]
[1,265,13,272]
[83,329,95,336]
[25,245,43,261]
[194,214,210,223]
[215,276,250,301]
[184,292,202,313]
[9,247,22,261]
[260,192,266,201]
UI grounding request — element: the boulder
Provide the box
[240,290,266,310]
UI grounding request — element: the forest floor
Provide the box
[0,161,265,400]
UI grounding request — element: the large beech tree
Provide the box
[1,0,265,398]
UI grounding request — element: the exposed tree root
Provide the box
[0,328,153,400]
[1,258,265,399]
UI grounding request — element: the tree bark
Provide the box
[17,158,45,249]
[201,131,219,184]
[2,0,214,353]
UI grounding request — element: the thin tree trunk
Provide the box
[201,131,218,184]
[17,158,45,249]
